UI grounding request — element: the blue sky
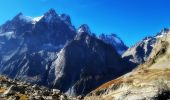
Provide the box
[0,0,170,46]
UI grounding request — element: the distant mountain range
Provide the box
[0,9,134,96]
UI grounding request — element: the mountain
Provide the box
[0,9,76,86]
[85,29,170,100]
[122,36,156,64]
[51,25,134,96]
[0,9,134,96]
[122,28,170,65]
[98,33,128,55]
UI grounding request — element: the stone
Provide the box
[13,96,20,100]
[60,94,67,100]
[3,85,16,96]
[52,89,61,95]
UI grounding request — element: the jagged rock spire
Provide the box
[77,24,91,34]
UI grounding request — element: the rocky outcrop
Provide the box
[0,76,81,100]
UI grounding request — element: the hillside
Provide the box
[85,30,170,100]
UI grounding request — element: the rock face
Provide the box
[122,36,156,64]
[85,29,170,100]
[52,25,134,96]
[0,9,133,96]
[122,28,170,65]
[98,33,128,55]
[0,9,76,86]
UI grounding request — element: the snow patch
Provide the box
[110,36,122,44]
[33,16,43,22]
[0,31,15,39]
[19,15,43,24]
[156,29,170,38]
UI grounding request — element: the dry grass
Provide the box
[130,69,170,79]
[17,94,28,100]
[94,68,170,94]
[0,87,6,93]
[95,78,123,92]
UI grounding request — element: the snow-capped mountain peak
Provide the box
[99,33,128,55]
[12,9,59,24]
[10,9,75,29]
[11,12,43,24]
[100,34,122,44]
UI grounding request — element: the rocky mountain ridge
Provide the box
[85,29,170,100]
[122,28,170,65]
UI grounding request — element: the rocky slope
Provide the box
[98,33,128,55]
[85,29,170,100]
[122,28,170,65]
[0,9,133,96]
[0,76,83,100]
